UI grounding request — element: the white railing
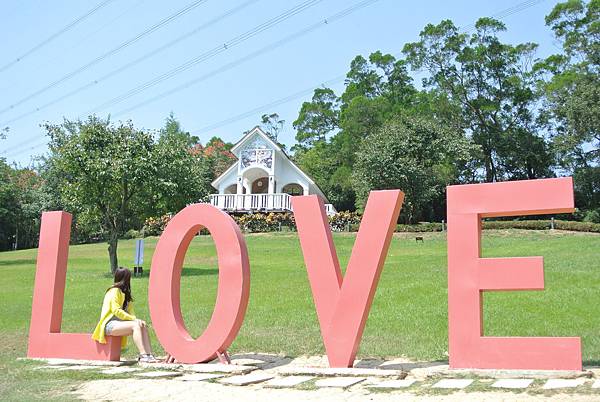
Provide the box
[209,193,336,215]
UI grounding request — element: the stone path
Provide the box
[24,354,600,401]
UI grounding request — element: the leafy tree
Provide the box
[353,114,476,222]
[538,0,599,168]
[260,113,285,142]
[537,0,599,219]
[149,115,213,217]
[293,88,339,148]
[0,160,19,250]
[44,116,155,273]
[403,18,553,182]
[293,52,420,210]
[199,136,236,179]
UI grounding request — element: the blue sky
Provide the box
[0,0,562,165]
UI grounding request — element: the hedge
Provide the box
[142,212,600,236]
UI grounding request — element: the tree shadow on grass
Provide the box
[128,266,219,278]
[0,258,37,266]
[181,267,218,276]
[584,360,600,368]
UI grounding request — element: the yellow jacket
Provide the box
[92,287,136,348]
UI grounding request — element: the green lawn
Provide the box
[1,229,599,399]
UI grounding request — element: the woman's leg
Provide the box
[106,321,149,355]
[140,326,153,355]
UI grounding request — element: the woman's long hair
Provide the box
[108,267,133,310]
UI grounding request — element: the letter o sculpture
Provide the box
[148,204,250,364]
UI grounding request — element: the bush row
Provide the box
[139,213,600,237]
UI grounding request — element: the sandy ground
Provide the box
[74,379,599,402]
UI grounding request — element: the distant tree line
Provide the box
[0,1,597,269]
[292,1,599,223]
[0,113,235,272]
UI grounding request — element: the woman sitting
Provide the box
[92,267,158,363]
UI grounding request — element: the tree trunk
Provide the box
[108,231,119,275]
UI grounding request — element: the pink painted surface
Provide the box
[27,211,121,360]
[447,177,582,370]
[292,190,404,367]
[148,204,250,364]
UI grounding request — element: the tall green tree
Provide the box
[293,52,420,210]
[293,88,339,148]
[44,116,155,273]
[537,0,600,219]
[538,0,599,168]
[403,18,554,182]
[353,114,476,222]
[149,115,213,217]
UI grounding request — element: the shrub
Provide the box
[482,220,550,230]
[233,212,295,233]
[143,214,171,236]
[123,229,142,239]
[329,211,361,231]
[396,222,443,232]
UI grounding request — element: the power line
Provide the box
[81,0,325,116]
[0,0,261,130]
[117,0,546,128]
[2,0,550,159]
[108,0,379,118]
[0,0,116,74]
[191,75,346,134]
[0,0,211,116]
[0,0,147,95]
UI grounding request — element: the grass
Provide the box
[0,229,599,400]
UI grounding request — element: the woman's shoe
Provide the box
[138,354,159,363]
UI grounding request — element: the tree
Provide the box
[292,52,420,211]
[0,159,19,250]
[149,115,213,217]
[353,115,475,223]
[198,136,236,179]
[537,0,599,219]
[403,18,553,182]
[44,116,155,273]
[260,113,285,142]
[293,88,339,148]
[538,0,599,168]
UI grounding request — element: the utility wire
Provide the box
[0,0,116,74]
[0,0,146,94]
[2,0,549,159]
[0,0,261,130]
[81,0,324,116]
[186,0,550,135]
[0,0,211,116]
[109,0,377,118]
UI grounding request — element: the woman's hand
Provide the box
[136,319,147,328]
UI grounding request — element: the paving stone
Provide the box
[101,367,141,375]
[592,379,600,388]
[19,357,134,367]
[33,365,69,370]
[272,366,404,378]
[315,377,366,388]
[219,372,275,386]
[231,358,266,366]
[543,378,587,389]
[138,362,256,374]
[56,365,101,371]
[367,379,417,389]
[176,373,224,382]
[432,379,473,389]
[134,371,182,378]
[492,379,533,389]
[263,376,314,388]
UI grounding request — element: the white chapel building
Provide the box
[209,127,336,215]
